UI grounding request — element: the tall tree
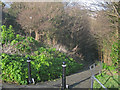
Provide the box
[2,2,26,35]
[17,2,64,40]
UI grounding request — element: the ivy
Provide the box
[1,25,83,85]
[110,42,118,69]
[1,25,15,44]
[1,49,83,85]
[102,41,118,71]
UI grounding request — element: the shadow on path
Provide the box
[69,77,91,88]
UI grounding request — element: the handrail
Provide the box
[90,62,107,90]
[92,76,107,90]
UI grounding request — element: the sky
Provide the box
[65,0,106,11]
[1,0,106,11]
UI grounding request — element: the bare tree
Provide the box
[17,2,64,40]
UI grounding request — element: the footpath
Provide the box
[2,64,101,89]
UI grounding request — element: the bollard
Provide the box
[27,57,32,84]
[62,61,66,89]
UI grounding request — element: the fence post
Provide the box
[62,61,66,89]
[27,57,32,84]
[90,64,95,90]
[91,76,94,90]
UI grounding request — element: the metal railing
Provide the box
[90,62,107,90]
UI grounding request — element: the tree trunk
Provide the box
[30,29,32,37]
[35,30,39,40]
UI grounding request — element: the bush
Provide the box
[1,25,83,85]
[1,25,39,55]
[1,47,83,85]
[1,53,28,84]
[12,36,38,54]
[1,25,15,45]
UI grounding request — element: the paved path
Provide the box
[37,65,101,88]
[2,64,101,89]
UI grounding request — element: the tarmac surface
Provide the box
[1,63,101,89]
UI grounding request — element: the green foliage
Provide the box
[110,42,118,69]
[1,25,15,44]
[1,25,38,54]
[1,25,83,85]
[102,39,118,71]
[94,40,119,89]
[12,36,37,54]
[102,63,116,71]
[1,53,28,85]
[93,71,119,88]
[1,47,83,85]
[102,41,118,72]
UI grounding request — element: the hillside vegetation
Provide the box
[1,25,83,85]
[1,2,119,87]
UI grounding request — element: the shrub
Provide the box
[1,47,83,85]
[12,36,38,54]
[1,25,15,45]
[1,25,83,85]
[1,25,39,55]
[1,53,28,84]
